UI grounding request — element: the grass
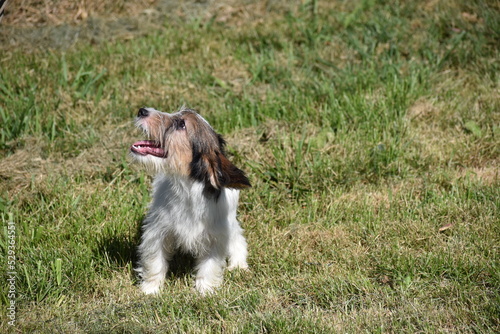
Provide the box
[1,0,499,332]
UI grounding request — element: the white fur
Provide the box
[135,171,248,295]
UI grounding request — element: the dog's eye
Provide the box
[177,120,186,130]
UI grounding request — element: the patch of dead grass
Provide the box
[210,56,251,95]
[406,71,499,170]
[2,0,295,29]
[407,98,440,121]
[15,268,143,333]
[455,166,499,186]
[2,0,158,27]
[0,122,136,198]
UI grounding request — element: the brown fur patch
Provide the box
[219,153,251,189]
[136,107,250,195]
[165,133,192,177]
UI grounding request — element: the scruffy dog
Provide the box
[130,107,251,295]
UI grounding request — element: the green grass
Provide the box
[1,0,499,332]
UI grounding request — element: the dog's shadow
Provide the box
[96,217,196,282]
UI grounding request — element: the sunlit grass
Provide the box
[1,0,498,332]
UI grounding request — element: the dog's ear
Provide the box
[190,150,251,194]
[190,131,250,195]
[215,134,250,190]
[218,153,251,190]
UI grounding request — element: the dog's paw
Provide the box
[195,278,219,295]
[227,259,249,271]
[140,279,163,295]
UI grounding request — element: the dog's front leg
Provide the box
[227,221,249,271]
[194,243,227,295]
[136,228,174,295]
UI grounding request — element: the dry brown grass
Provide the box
[1,0,299,28]
[0,121,136,197]
[2,0,157,27]
[1,0,498,332]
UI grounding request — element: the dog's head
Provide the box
[131,107,251,195]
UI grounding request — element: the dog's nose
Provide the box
[138,108,149,118]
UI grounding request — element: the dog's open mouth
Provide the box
[131,140,167,158]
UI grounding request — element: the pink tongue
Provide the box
[131,140,166,157]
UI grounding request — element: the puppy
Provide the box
[130,107,251,294]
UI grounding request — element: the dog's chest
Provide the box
[150,175,216,252]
